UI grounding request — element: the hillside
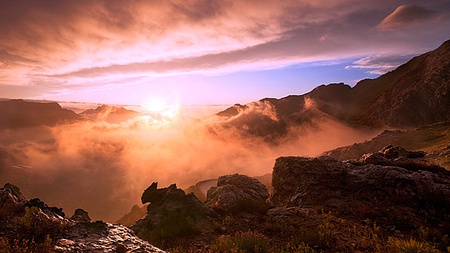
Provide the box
[0,99,81,129]
[80,105,139,123]
[323,121,450,169]
[216,39,450,139]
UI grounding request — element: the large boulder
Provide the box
[133,183,211,246]
[271,154,450,209]
[206,174,269,214]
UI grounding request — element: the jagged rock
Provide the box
[141,182,187,206]
[25,198,65,218]
[54,222,165,252]
[380,145,426,159]
[0,183,25,215]
[70,208,91,223]
[0,183,166,252]
[133,182,211,246]
[271,148,450,211]
[206,174,269,214]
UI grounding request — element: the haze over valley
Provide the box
[1,1,450,252]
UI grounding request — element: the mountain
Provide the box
[323,121,450,169]
[0,99,81,129]
[216,39,450,138]
[80,105,139,123]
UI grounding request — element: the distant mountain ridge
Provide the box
[0,99,81,129]
[80,104,139,123]
[217,39,450,136]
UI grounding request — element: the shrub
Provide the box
[211,231,270,253]
[387,237,440,253]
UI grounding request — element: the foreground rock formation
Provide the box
[272,145,449,207]
[206,174,269,214]
[2,146,449,252]
[0,183,165,252]
[132,146,450,252]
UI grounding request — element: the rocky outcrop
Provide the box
[132,183,211,246]
[323,121,450,169]
[271,146,450,217]
[206,174,269,214]
[0,183,165,253]
[54,222,165,252]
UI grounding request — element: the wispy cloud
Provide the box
[377,4,435,30]
[0,0,450,101]
[345,54,416,75]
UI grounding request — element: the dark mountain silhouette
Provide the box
[0,99,81,129]
[216,39,450,138]
[80,105,139,123]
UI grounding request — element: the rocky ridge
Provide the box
[0,183,165,253]
[80,104,139,123]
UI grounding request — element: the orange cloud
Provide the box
[377,5,434,30]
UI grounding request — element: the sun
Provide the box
[141,97,180,124]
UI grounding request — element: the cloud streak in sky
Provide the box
[0,0,450,102]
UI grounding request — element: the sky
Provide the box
[1,0,450,106]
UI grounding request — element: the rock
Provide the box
[141,183,187,206]
[271,149,450,211]
[133,182,211,246]
[206,174,269,214]
[70,208,91,223]
[54,222,165,253]
[0,183,166,253]
[25,198,65,218]
[0,183,25,215]
[380,145,426,159]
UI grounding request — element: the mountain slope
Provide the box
[323,121,450,169]
[216,39,450,139]
[0,99,81,129]
[80,104,139,123]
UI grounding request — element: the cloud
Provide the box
[1,0,450,101]
[346,54,416,75]
[377,4,434,30]
[0,106,377,222]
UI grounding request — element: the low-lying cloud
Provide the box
[0,105,377,222]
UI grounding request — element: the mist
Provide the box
[0,104,378,222]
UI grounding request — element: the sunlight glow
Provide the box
[140,97,180,124]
